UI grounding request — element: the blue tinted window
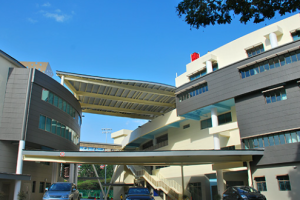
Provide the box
[201,118,212,129]
[246,45,264,58]
[264,88,287,104]
[292,30,300,41]
[39,115,46,130]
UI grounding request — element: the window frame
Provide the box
[254,177,267,191]
[277,175,291,191]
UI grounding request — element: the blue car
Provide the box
[223,186,266,200]
[43,182,80,200]
[125,187,154,200]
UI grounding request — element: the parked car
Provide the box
[125,187,154,200]
[223,186,266,200]
[43,182,80,200]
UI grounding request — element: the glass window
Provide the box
[249,139,254,149]
[279,55,286,66]
[285,132,292,143]
[46,117,51,132]
[32,181,36,193]
[51,119,57,134]
[201,118,212,129]
[213,63,218,71]
[246,45,264,58]
[53,95,58,107]
[279,133,286,144]
[57,122,61,136]
[178,83,208,102]
[292,30,300,41]
[183,124,190,129]
[255,177,267,191]
[61,125,66,138]
[58,98,63,110]
[218,112,232,125]
[268,135,275,146]
[258,138,264,148]
[274,134,280,145]
[62,101,67,112]
[39,182,45,193]
[66,103,70,115]
[39,115,46,130]
[285,53,292,65]
[65,127,69,140]
[41,89,49,102]
[253,138,259,148]
[263,136,269,147]
[244,139,249,149]
[48,92,54,104]
[277,175,291,191]
[156,134,168,144]
[264,88,287,104]
[290,52,298,63]
[291,132,298,143]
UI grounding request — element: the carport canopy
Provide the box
[22,149,264,165]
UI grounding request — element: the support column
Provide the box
[163,193,166,200]
[74,164,78,186]
[69,164,75,183]
[51,163,58,184]
[269,32,278,48]
[181,165,184,200]
[206,60,213,74]
[211,107,220,150]
[247,161,253,187]
[61,75,65,85]
[216,170,224,196]
[13,140,25,200]
[153,138,157,171]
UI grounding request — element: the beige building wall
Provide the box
[176,14,300,87]
[252,163,300,200]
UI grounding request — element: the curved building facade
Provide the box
[0,50,82,200]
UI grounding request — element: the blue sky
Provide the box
[0,1,298,144]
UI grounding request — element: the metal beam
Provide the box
[64,76,175,97]
[22,150,264,165]
[81,103,163,116]
[76,91,175,108]
[83,109,153,120]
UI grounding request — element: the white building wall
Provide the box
[176,14,300,87]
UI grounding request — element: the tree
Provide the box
[176,0,300,29]
[78,164,113,178]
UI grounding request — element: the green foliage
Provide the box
[77,178,112,190]
[17,191,27,200]
[78,164,113,179]
[176,0,300,29]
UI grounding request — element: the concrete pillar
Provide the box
[13,140,25,200]
[69,164,75,183]
[74,164,78,185]
[247,161,253,187]
[51,163,58,184]
[163,193,166,200]
[153,138,157,171]
[61,75,65,85]
[211,107,220,150]
[206,60,213,74]
[269,32,278,48]
[216,169,225,195]
[181,165,184,200]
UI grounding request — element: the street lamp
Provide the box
[101,128,112,198]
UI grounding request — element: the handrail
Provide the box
[127,165,192,200]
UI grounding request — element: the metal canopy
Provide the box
[56,71,176,119]
[22,149,264,165]
[0,172,31,181]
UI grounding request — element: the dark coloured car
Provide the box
[43,182,80,200]
[223,186,266,200]
[125,187,154,200]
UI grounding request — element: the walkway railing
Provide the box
[127,165,191,200]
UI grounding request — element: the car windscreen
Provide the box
[49,183,72,191]
[128,188,150,195]
[237,187,258,194]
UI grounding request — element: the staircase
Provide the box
[127,165,191,200]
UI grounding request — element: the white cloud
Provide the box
[28,18,38,23]
[42,2,51,7]
[42,11,71,22]
[55,9,61,13]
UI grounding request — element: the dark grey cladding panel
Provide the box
[256,143,300,166]
[235,82,300,138]
[26,82,80,151]
[176,40,300,116]
[33,70,81,113]
[0,68,30,141]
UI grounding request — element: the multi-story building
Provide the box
[107,14,300,200]
[0,50,82,200]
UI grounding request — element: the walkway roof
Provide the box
[22,149,264,165]
[56,71,176,120]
